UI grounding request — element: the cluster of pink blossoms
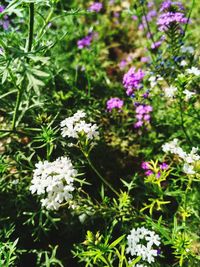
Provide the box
[106,97,124,112]
[134,104,153,128]
[88,2,103,12]
[123,67,145,96]
[141,161,169,177]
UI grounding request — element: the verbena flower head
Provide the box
[160,1,184,12]
[88,2,103,12]
[106,97,124,112]
[126,227,161,264]
[30,157,77,210]
[60,110,99,141]
[157,12,187,31]
[77,34,93,49]
[123,67,145,96]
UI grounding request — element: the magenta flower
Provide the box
[145,170,154,176]
[134,120,143,128]
[123,67,145,96]
[77,34,93,49]
[159,162,169,170]
[106,97,124,112]
[88,2,103,12]
[134,104,153,129]
[141,161,150,170]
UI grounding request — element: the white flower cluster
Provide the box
[162,139,200,174]
[186,67,200,76]
[164,86,177,98]
[30,157,77,210]
[60,110,99,140]
[163,86,195,101]
[126,227,161,264]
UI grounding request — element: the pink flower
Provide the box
[106,97,124,112]
[88,2,103,12]
[141,161,150,170]
[123,67,145,96]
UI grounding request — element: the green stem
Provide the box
[178,98,192,146]
[85,155,119,197]
[37,8,54,41]
[12,3,35,130]
[103,256,112,267]
[11,88,22,130]
[27,3,35,53]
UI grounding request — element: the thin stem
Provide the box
[85,154,119,197]
[11,88,22,130]
[178,98,193,146]
[37,8,54,41]
[12,3,35,130]
[27,3,35,53]
[183,0,195,37]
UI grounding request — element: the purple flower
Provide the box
[151,40,162,50]
[134,104,153,129]
[141,161,150,170]
[145,170,153,176]
[77,34,93,49]
[157,12,187,31]
[132,15,138,21]
[106,97,124,112]
[141,57,150,63]
[119,59,127,70]
[144,105,153,113]
[123,67,145,96]
[0,5,10,30]
[146,10,157,22]
[143,114,151,121]
[160,162,169,170]
[88,2,103,12]
[134,120,143,128]
[160,1,184,12]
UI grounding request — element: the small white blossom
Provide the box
[126,227,161,264]
[181,46,194,54]
[162,139,199,175]
[186,67,200,76]
[180,60,187,67]
[164,86,177,98]
[183,163,195,175]
[149,75,163,88]
[183,89,195,101]
[30,157,78,210]
[60,110,99,141]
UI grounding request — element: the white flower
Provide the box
[30,157,77,210]
[180,60,187,67]
[181,46,194,54]
[164,86,177,98]
[162,138,179,153]
[186,67,200,76]
[60,110,99,141]
[162,140,199,175]
[183,89,195,101]
[183,163,195,175]
[149,75,163,88]
[126,227,161,264]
